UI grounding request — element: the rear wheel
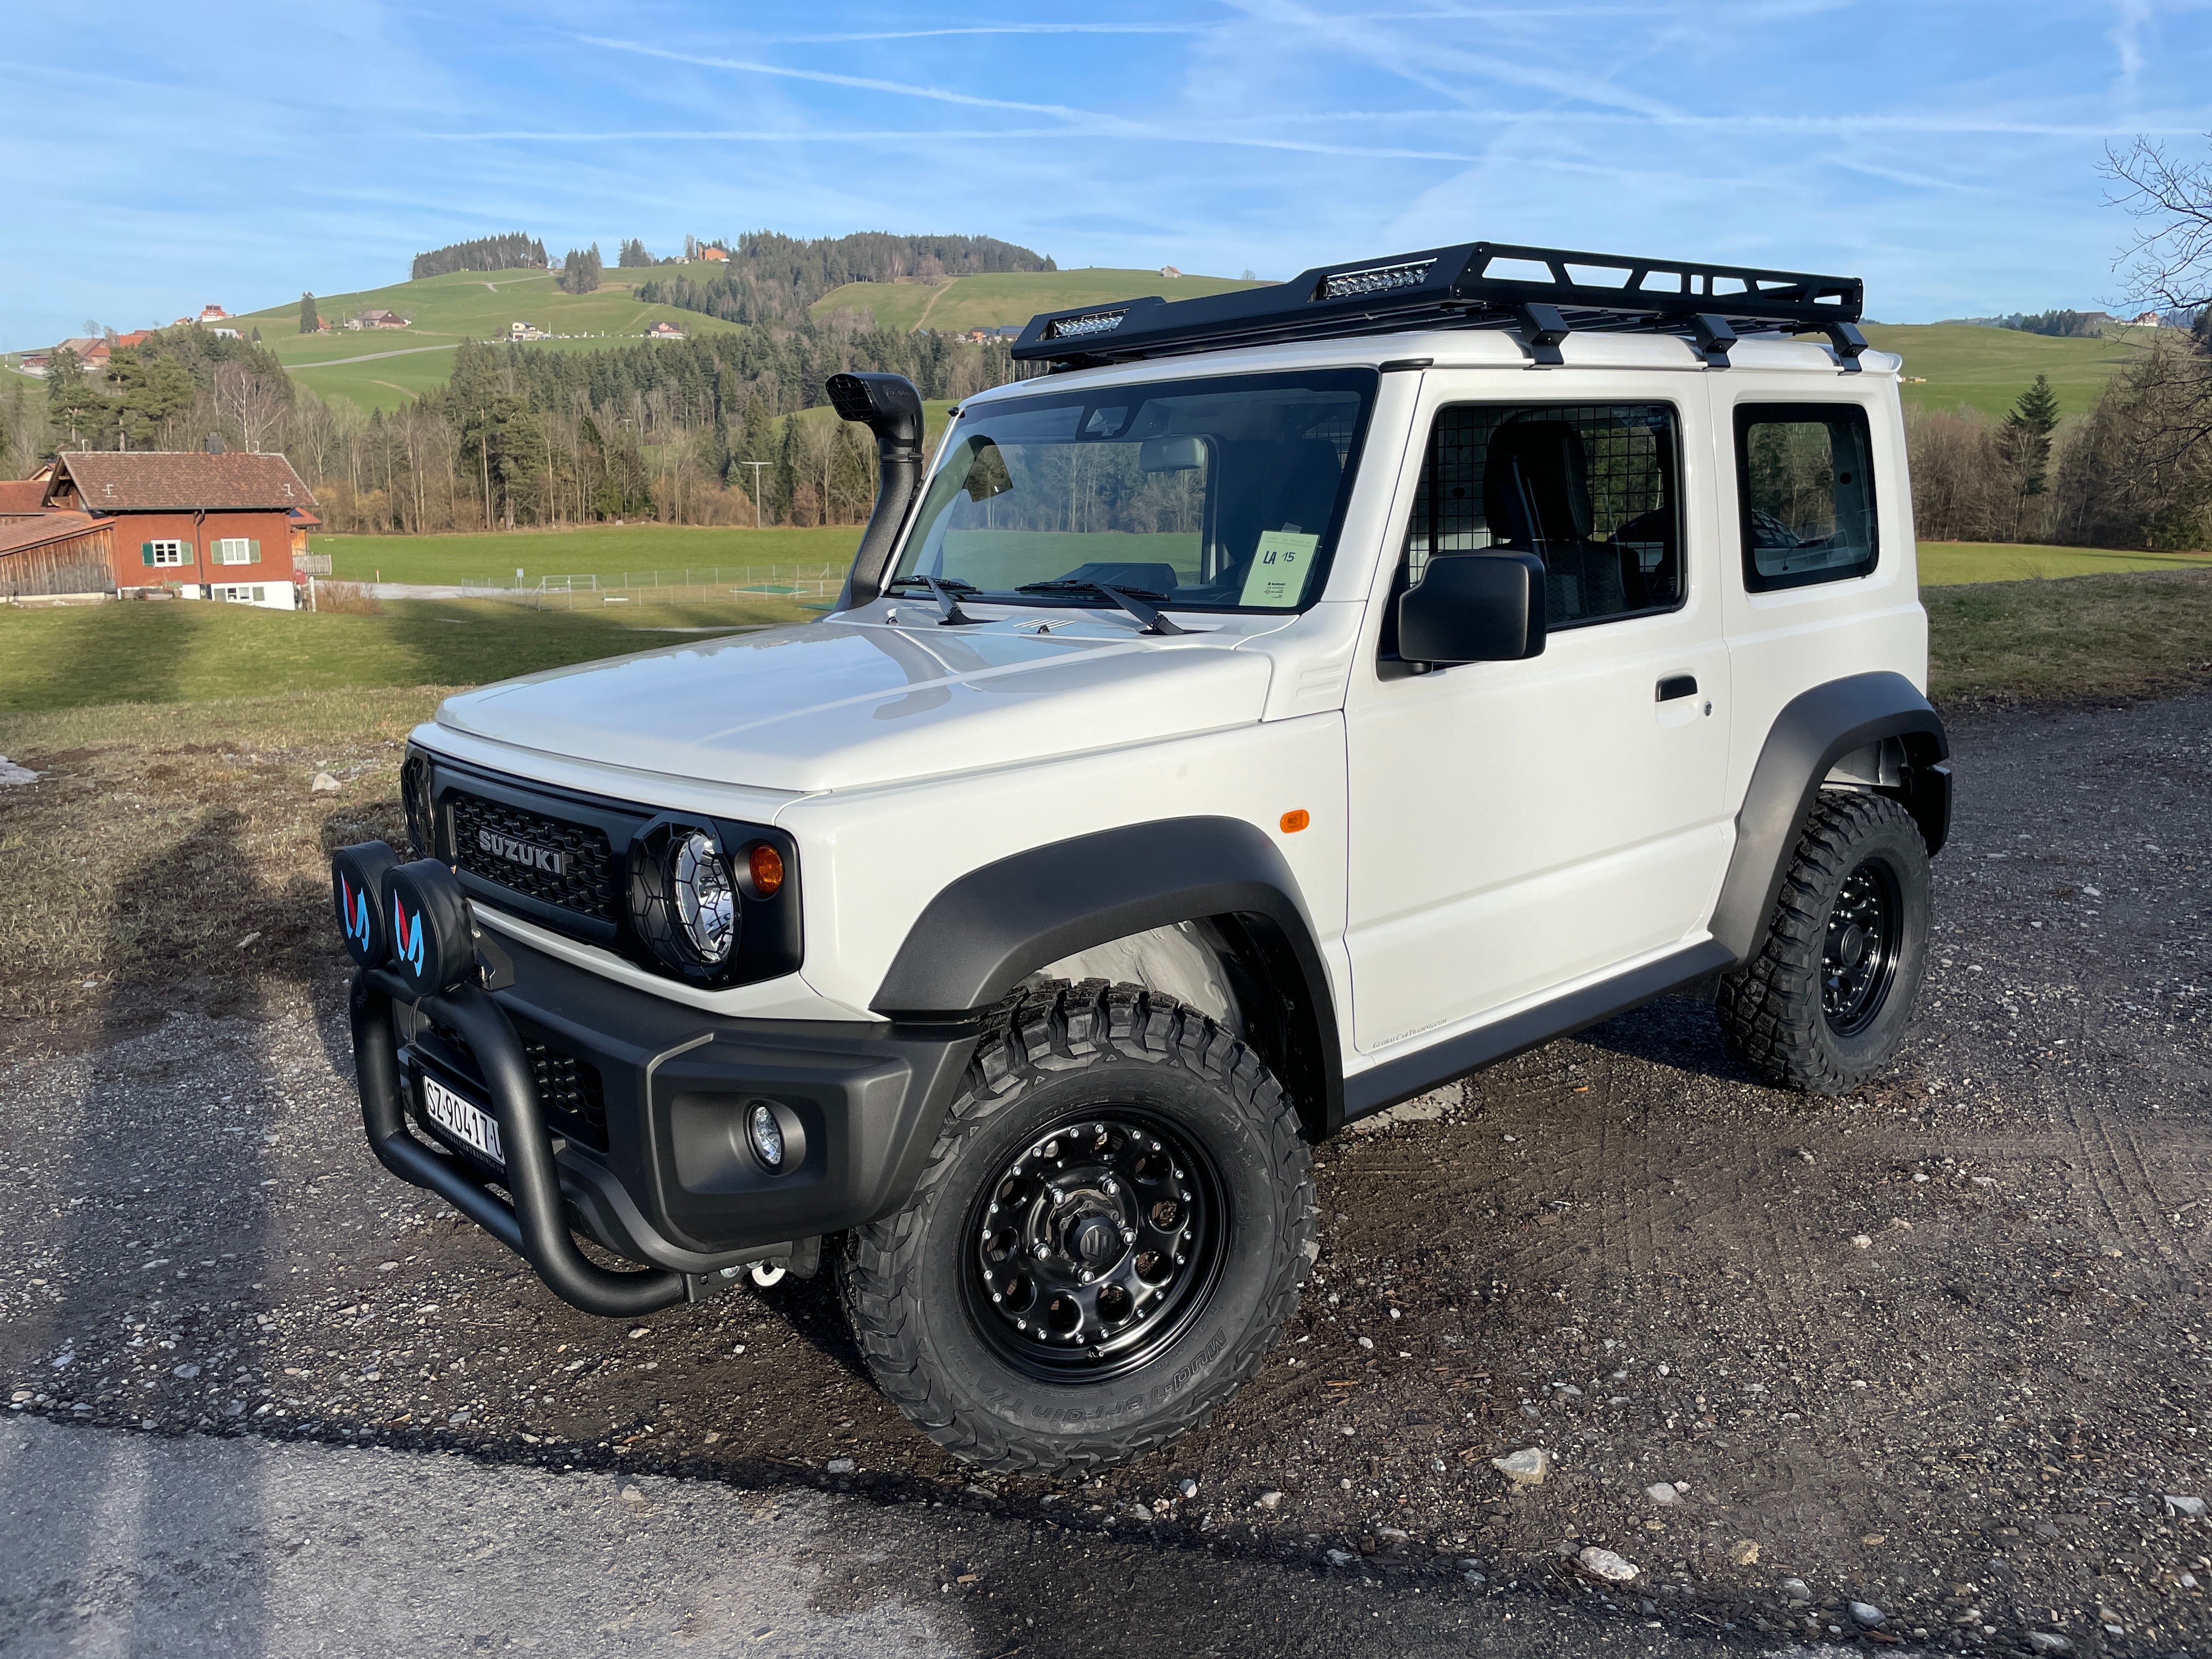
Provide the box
[842,981,1314,1474]
[1715,792,1932,1095]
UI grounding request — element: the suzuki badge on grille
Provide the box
[478,827,566,875]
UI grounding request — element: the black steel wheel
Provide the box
[966,1111,1226,1382]
[1716,792,1932,1095]
[842,981,1315,1474]
[1822,857,1903,1036]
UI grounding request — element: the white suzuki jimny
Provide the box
[332,242,1949,1472]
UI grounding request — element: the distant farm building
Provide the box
[347,309,409,331]
[114,329,154,349]
[1160,266,1184,279]
[196,304,230,324]
[52,337,110,368]
[26,448,319,609]
[510,320,545,340]
[700,245,729,262]
[644,321,686,340]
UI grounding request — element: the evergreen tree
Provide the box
[46,349,115,449]
[298,292,318,334]
[618,238,653,268]
[1998,372,2061,501]
[110,353,196,449]
[558,244,604,295]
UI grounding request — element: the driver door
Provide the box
[1341,371,1735,1055]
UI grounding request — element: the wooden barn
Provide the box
[0,512,115,602]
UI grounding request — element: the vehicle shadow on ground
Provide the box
[1568,991,1756,1083]
[5,806,281,1653]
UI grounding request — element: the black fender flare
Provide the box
[871,816,1345,1135]
[1709,670,1950,964]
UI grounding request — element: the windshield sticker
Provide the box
[1239,531,1321,608]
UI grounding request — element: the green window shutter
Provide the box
[249,539,261,564]
[141,542,155,567]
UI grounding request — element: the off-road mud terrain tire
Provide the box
[841,980,1316,1474]
[1716,791,1932,1096]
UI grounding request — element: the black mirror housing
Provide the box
[1397,551,1547,665]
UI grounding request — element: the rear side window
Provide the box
[1735,404,1878,591]
[1394,402,1683,637]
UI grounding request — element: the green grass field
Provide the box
[811,268,1265,333]
[1863,323,2149,421]
[0,593,816,715]
[1918,541,2212,584]
[228,262,747,413]
[317,524,865,586]
[313,525,2212,592]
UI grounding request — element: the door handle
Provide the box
[1656,674,1698,703]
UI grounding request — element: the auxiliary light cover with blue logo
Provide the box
[330,841,402,968]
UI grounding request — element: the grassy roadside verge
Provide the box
[1923,567,2212,707]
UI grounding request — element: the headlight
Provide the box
[670,831,736,964]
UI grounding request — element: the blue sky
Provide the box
[4,1,2209,347]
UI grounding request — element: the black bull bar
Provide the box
[351,967,689,1316]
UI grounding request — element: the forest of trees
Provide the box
[0,301,1036,536]
[410,233,548,280]
[638,230,1054,326]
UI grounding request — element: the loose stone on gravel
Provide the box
[1491,1447,1550,1487]
[1848,1600,1886,1628]
[1576,1546,1639,1583]
[2024,1634,2074,1656]
[1644,1481,1678,1505]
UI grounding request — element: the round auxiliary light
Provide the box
[670,831,736,964]
[748,1102,785,1170]
[747,842,785,898]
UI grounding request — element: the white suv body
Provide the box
[339,245,1948,1470]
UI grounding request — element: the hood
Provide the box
[433,615,1276,793]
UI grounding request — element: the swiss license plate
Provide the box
[423,1074,504,1165]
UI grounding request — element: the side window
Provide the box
[1392,402,1682,645]
[1734,403,1877,590]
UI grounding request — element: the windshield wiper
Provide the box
[885,573,980,626]
[1015,579,1187,636]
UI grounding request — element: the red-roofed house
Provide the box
[53,337,111,368]
[114,330,155,349]
[38,449,317,607]
[196,304,230,324]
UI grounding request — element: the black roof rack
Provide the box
[1011,242,1867,372]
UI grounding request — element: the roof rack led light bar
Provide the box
[1011,241,1867,372]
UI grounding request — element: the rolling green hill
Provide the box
[1863,322,2151,420]
[230,262,746,412]
[811,268,1266,334]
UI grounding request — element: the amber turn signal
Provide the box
[748,843,786,896]
[1279,809,1310,834]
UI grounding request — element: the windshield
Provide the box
[891,369,1377,613]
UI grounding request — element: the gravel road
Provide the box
[4,691,2211,1657]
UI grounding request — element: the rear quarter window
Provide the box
[1734,403,1878,592]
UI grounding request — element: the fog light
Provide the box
[748,1102,785,1170]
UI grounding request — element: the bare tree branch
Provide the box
[2102,135,2212,314]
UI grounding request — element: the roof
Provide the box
[51,451,318,511]
[54,337,109,359]
[0,511,108,557]
[0,479,50,515]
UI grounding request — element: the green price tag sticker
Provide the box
[1239,531,1321,608]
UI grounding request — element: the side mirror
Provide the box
[1397,551,1547,665]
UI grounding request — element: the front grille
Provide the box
[450,792,617,921]
[525,1040,607,1150]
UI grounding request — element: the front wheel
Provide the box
[1715,791,1932,1095]
[842,981,1315,1474]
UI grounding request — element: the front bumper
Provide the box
[348,931,979,1316]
